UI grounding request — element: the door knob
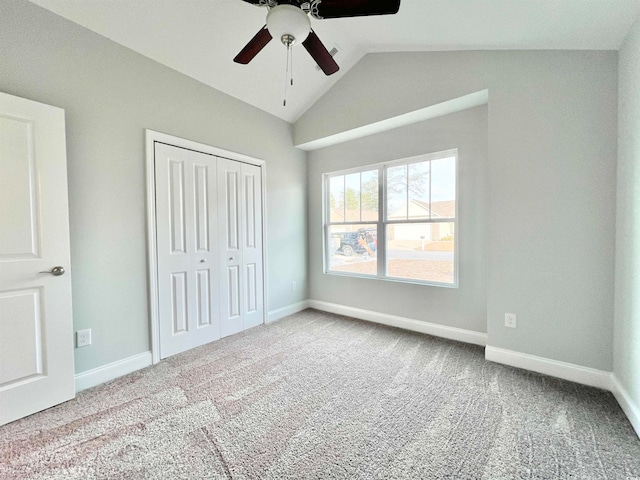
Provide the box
[40,266,65,276]
[229,256,235,261]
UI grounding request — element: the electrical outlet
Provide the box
[77,329,92,347]
[505,313,517,328]
[291,280,297,291]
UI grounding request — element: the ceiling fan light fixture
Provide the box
[266,4,311,46]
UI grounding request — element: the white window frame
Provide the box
[323,149,458,288]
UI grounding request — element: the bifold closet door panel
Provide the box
[241,163,264,330]
[217,159,265,337]
[155,143,220,358]
[217,158,244,338]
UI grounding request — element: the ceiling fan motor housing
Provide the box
[266,4,311,46]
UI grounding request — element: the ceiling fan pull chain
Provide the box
[283,43,291,107]
[290,46,294,86]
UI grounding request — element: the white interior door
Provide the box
[155,143,220,359]
[0,92,74,426]
[217,158,264,337]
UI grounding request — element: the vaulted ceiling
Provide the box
[30,0,640,123]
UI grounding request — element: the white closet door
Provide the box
[217,158,244,337]
[0,92,74,425]
[241,163,264,330]
[217,159,264,337]
[155,143,220,359]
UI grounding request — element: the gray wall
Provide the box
[1,0,623,380]
[298,51,618,370]
[615,18,640,416]
[0,1,308,373]
[308,106,488,332]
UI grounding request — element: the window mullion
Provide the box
[378,165,385,278]
[405,164,409,221]
[428,159,432,220]
[342,175,346,223]
[359,172,362,223]
[324,175,330,273]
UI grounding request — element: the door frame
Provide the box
[145,129,268,365]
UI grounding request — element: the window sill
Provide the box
[323,269,459,289]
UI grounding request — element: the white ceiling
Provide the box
[30,0,640,123]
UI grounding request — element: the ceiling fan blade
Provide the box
[234,26,273,64]
[302,30,339,75]
[312,0,401,19]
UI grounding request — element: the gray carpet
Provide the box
[1,309,639,479]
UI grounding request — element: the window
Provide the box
[324,149,457,287]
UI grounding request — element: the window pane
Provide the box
[430,157,456,218]
[360,170,379,221]
[387,165,407,220]
[386,222,455,284]
[408,161,430,219]
[329,175,345,223]
[344,173,361,222]
[328,224,377,275]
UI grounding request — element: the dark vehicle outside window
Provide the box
[336,228,377,256]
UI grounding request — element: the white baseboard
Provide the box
[267,300,310,323]
[75,351,153,393]
[611,375,640,439]
[308,299,487,346]
[485,346,613,391]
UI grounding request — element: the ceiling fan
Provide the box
[234,0,401,76]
